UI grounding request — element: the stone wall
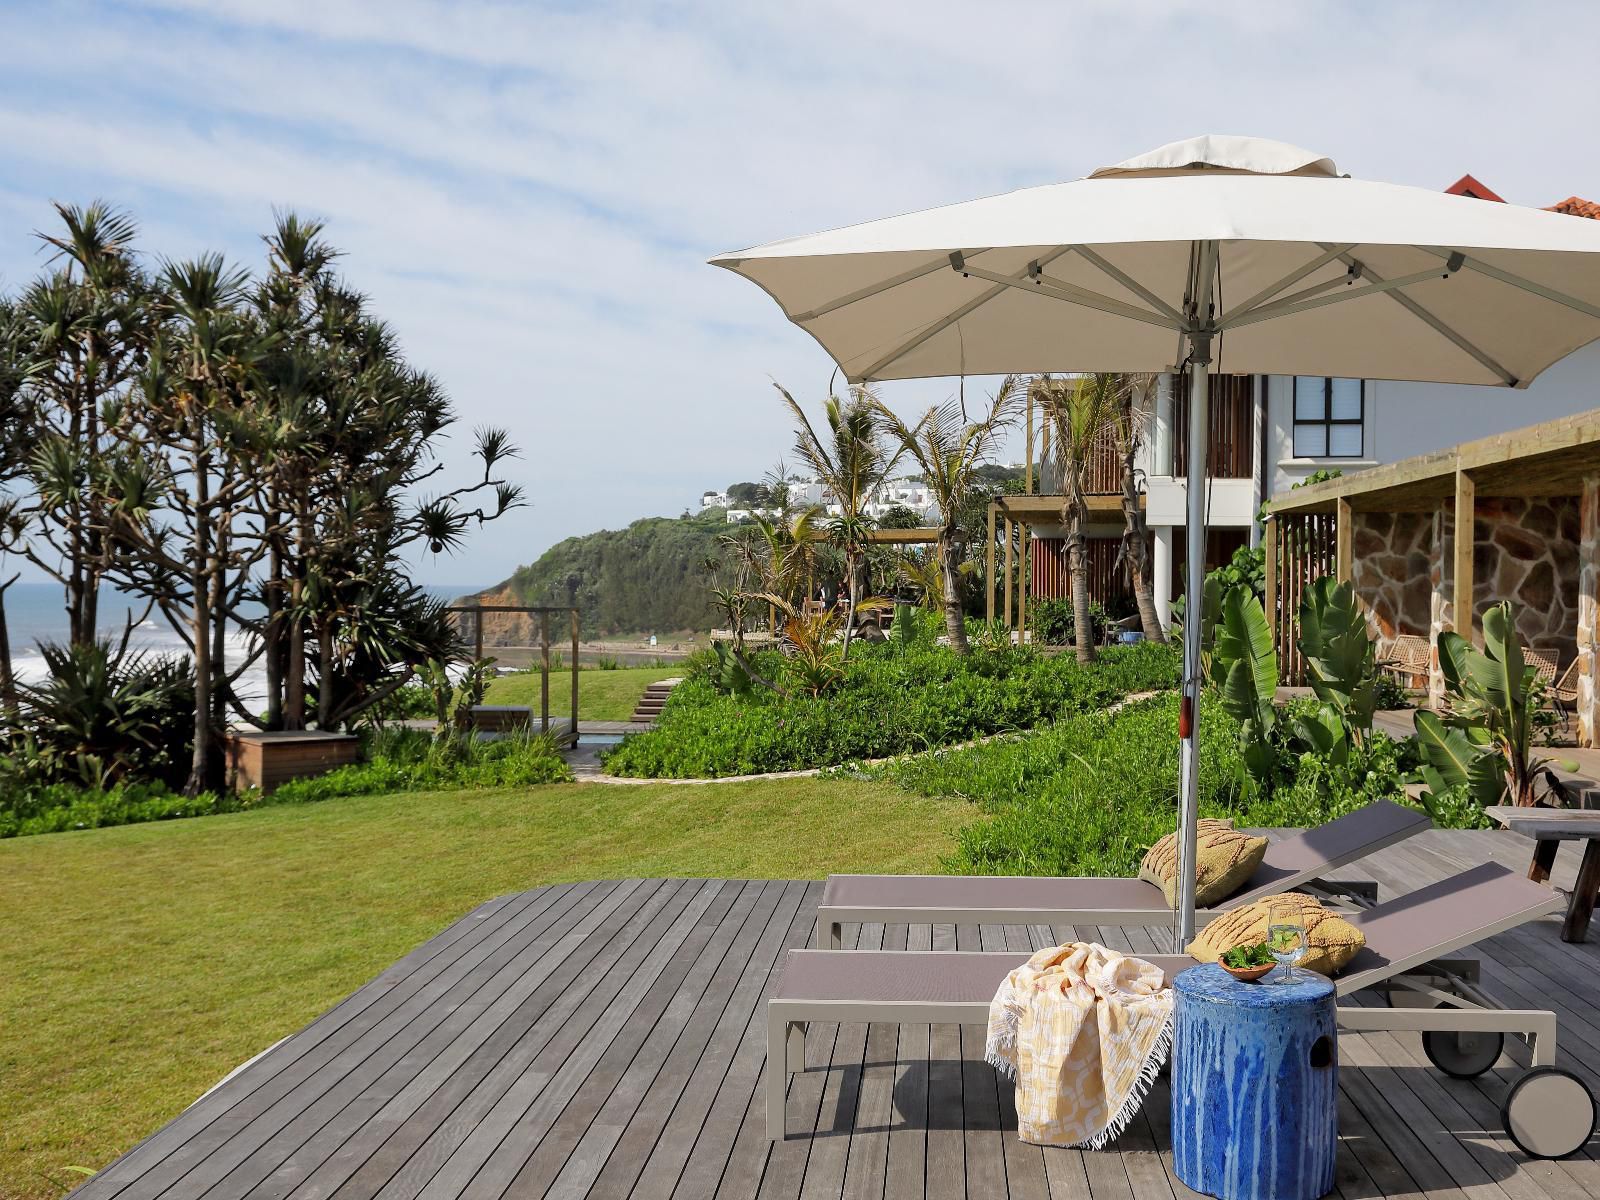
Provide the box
[1428,495,1582,709]
[1351,511,1433,639]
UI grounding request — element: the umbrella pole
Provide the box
[1176,331,1211,947]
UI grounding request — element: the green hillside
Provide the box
[499,509,724,636]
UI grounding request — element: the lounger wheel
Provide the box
[1423,1025,1505,1078]
[1502,1068,1597,1159]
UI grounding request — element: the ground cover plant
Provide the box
[482,663,681,720]
[882,693,1425,878]
[603,639,1180,778]
[0,728,570,838]
[0,773,969,1198]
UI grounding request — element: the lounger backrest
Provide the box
[1229,798,1431,905]
[1334,861,1561,994]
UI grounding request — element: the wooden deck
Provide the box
[71,831,1600,1200]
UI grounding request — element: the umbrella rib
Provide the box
[1419,246,1600,322]
[1068,246,1186,324]
[1321,246,1518,387]
[960,262,1180,331]
[790,249,993,322]
[854,248,1074,380]
[1216,264,1468,332]
[1221,244,1357,324]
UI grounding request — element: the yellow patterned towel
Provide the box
[985,942,1175,1148]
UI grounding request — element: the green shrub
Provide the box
[0,640,194,791]
[879,693,1434,879]
[0,781,240,838]
[269,727,571,801]
[603,640,1180,778]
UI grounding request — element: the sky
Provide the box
[2,1,1598,587]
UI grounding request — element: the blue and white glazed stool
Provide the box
[1171,964,1337,1200]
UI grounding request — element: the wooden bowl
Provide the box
[1220,960,1274,983]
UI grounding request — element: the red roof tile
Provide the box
[1546,196,1600,220]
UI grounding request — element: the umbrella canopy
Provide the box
[710,135,1600,943]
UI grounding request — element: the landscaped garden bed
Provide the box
[600,639,1181,778]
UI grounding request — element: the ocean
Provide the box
[3,581,485,705]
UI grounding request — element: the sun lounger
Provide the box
[1378,633,1432,689]
[816,798,1429,948]
[770,862,1595,1157]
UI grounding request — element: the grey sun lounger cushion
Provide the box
[818,798,1430,930]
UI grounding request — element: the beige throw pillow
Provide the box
[1186,893,1366,977]
[1139,819,1267,908]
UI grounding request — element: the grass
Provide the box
[0,775,968,1198]
[482,664,681,721]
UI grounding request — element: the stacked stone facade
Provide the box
[1350,498,1582,719]
[1579,478,1600,747]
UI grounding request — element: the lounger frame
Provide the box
[769,867,1564,1138]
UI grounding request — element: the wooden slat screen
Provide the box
[1173,373,1255,479]
[1029,537,1133,607]
[1270,512,1337,686]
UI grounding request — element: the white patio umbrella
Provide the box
[711,134,1600,943]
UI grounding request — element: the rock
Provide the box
[1519,560,1556,613]
[1492,523,1546,562]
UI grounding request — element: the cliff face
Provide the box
[454,583,547,649]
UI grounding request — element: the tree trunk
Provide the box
[840,549,859,657]
[186,450,213,797]
[1121,440,1166,644]
[285,494,309,730]
[940,533,968,654]
[264,529,284,730]
[0,573,17,718]
[316,618,336,730]
[1065,489,1096,665]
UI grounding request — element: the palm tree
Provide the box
[1041,374,1121,664]
[1111,374,1167,644]
[774,384,896,654]
[872,377,1020,653]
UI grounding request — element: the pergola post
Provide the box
[986,502,997,623]
[1578,476,1600,748]
[1003,514,1014,633]
[1335,498,1353,584]
[1454,469,1476,643]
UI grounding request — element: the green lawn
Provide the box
[483,664,682,721]
[0,776,969,1198]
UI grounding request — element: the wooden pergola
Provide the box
[1266,408,1600,738]
[984,493,1139,632]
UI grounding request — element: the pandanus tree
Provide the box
[872,376,1021,653]
[0,299,42,716]
[1040,374,1121,664]
[13,203,160,648]
[773,384,896,654]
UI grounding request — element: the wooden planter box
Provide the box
[225,730,361,795]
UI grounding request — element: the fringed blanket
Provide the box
[985,942,1174,1148]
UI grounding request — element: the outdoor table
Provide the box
[1171,964,1337,1200]
[1485,805,1600,942]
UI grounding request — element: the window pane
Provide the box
[1329,424,1363,457]
[1330,378,1362,420]
[1294,377,1326,421]
[1294,424,1327,457]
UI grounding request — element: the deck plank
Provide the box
[68,832,1600,1200]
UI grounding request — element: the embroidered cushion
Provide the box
[1138,819,1267,908]
[1186,892,1366,976]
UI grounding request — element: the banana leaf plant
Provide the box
[1211,585,1278,787]
[1416,601,1571,808]
[1298,577,1379,744]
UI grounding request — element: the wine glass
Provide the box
[1267,900,1308,985]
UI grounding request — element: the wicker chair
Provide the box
[1526,651,1580,736]
[1378,633,1431,691]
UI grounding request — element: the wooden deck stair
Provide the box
[629,677,682,723]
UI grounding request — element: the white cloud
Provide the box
[2,0,1598,585]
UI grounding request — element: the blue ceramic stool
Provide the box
[1171,964,1337,1200]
